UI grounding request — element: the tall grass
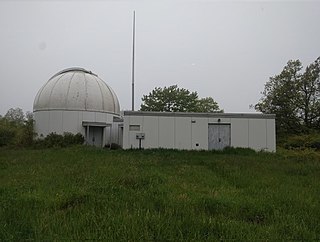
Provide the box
[0,147,319,240]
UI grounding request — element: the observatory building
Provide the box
[34,67,276,151]
[33,68,122,147]
[122,111,276,152]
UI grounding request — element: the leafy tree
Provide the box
[0,108,35,147]
[196,97,221,113]
[297,57,320,129]
[4,107,25,125]
[140,85,221,112]
[255,57,320,135]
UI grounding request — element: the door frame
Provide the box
[82,121,112,148]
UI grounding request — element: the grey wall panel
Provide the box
[142,116,159,148]
[249,119,267,151]
[191,118,208,150]
[49,111,63,134]
[175,117,192,149]
[158,117,175,149]
[266,119,276,152]
[82,111,95,122]
[122,113,276,152]
[62,111,79,134]
[230,118,249,148]
[128,116,143,149]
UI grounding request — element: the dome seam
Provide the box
[48,73,67,110]
[94,76,105,111]
[83,72,88,110]
[101,78,116,114]
[34,68,120,114]
[65,72,76,108]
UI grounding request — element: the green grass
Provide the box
[0,146,320,241]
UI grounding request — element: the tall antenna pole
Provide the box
[131,10,136,111]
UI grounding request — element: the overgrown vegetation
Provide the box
[0,147,319,240]
[0,108,35,147]
[0,107,84,148]
[33,132,84,148]
[255,57,320,136]
[281,133,320,150]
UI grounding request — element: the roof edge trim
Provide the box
[123,111,276,119]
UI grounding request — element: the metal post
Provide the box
[131,10,136,111]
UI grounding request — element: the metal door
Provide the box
[208,124,231,150]
[88,127,103,147]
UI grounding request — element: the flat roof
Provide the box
[123,111,275,119]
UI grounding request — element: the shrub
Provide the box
[105,143,122,150]
[283,134,320,150]
[222,147,256,155]
[15,119,36,147]
[34,132,84,148]
[0,125,16,147]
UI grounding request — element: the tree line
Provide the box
[140,57,320,140]
[1,56,319,148]
[255,57,320,137]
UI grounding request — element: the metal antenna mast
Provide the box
[131,11,136,111]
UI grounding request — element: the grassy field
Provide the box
[0,146,320,241]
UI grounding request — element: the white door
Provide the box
[208,124,231,150]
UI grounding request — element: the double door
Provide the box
[208,124,231,150]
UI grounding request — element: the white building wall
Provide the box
[266,119,276,152]
[123,116,130,149]
[208,117,231,124]
[249,119,267,151]
[123,112,276,152]
[142,116,159,148]
[175,117,192,149]
[126,115,144,149]
[34,110,121,146]
[191,118,208,150]
[231,118,249,148]
[158,117,175,149]
[62,111,79,134]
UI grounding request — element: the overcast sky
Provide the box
[0,0,320,115]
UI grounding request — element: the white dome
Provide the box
[33,68,120,114]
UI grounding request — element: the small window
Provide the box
[129,125,140,131]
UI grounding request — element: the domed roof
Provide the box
[33,68,120,114]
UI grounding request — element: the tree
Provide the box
[0,108,35,147]
[297,57,320,129]
[196,97,221,113]
[140,85,221,112]
[255,57,320,135]
[4,107,25,125]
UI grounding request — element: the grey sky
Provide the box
[0,0,320,115]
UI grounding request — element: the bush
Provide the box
[105,143,122,150]
[15,119,36,147]
[34,132,84,148]
[0,125,16,147]
[283,134,320,150]
[222,147,256,155]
